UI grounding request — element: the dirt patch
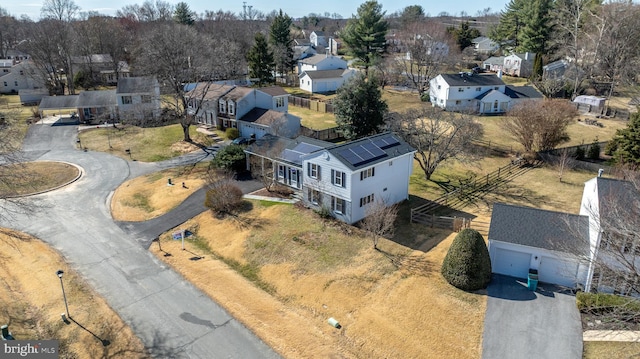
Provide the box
[0,230,146,358]
[151,204,485,358]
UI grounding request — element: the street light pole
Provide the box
[56,270,70,319]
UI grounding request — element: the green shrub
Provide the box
[212,144,246,173]
[574,146,585,160]
[577,292,640,313]
[420,92,430,102]
[441,229,492,291]
[226,127,239,139]
[588,141,601,160]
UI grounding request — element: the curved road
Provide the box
[1,121,278,358]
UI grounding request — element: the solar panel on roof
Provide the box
[338,148,363,165]
[340,145,388,167]
[360,142,386,157]
[280,149,303,165]
[372,135,400,149]
[293,142,322,154]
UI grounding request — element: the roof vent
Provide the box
[598,168,604,177]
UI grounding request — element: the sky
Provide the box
[4,0,509,21]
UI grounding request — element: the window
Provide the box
[2,69,7,73]
[308,163,320,179]
[458,88,464,92]
[332,197,345,214]
[219,100,226,114]
[278,165,285,179]
[276,97,285,108]
[19,70,24,75]
[308,188,321,205]
[141,95,151,103]
[476,87,481,91]
[437,85,441,90]
[3,82,6,86]
[331,169,345,187]
[228,101,235,115]
[455,100,461,105]
[14,81,18,86]
[493,100,498,110]
[360,167,375,180]
[494,87,499,90]
[122,96,132,104]
[290,169,298,184]
[360,194,375,207]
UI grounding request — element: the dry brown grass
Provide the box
[152,204,485,359]
[583,341,640,358]
[0,230,146,358]
[111,165,208,221]
[0,161,79,197]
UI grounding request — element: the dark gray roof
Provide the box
[39,95,79,110]
[71,54,113,64]
[299,54,344,65]
[504,85,543,99]
[117,76,157,94]
[239,108,284,125]
[489,203,590,256]
[300,69,347,79]
[483,56,505,65]
[77,90,116,108]
[326,132,415,171]
[245,134,332,166]
[258,86,289,97]
[439,73,505,87]
[594,177,639,224]
[312,31,325,36]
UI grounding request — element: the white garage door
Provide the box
[493,247,531,279]
[538,256,578,287]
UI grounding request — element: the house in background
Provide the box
[472,36,499,55]
[503,52,536,77]
[310,31,327,49]
[76,89,117,123]
[429,72,542,114]
[71,54,130,86]
[293,45,317,62]
[488,203,590,288]
[187,84,300,139]
[299,68,357,94]
[0,60,45,94]
[297,54,347,74]
[543,59,569,79]
[302,132,415,224]
[116,76,161,122]
[482,56,505,73]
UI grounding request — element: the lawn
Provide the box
[287,105,337,130]
[583,341,640,358]
[78,123,214,162]
[0,161,79,197]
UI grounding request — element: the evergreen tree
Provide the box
[334,74,388,140]
[518,0,553,54]
[532,53,543,79]
[341,0,388,75]
[449,21,481,51]
[607,112,640,168]
[173,2,195,25]
[441,229,492,291]
[269,10,294,79]
[247,33,275,87]
[489,0,526,49]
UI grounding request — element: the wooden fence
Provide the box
[300,125,342,141]
[290,96,334,114]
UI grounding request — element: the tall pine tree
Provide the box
[341,0,388,75]
[334,74,388,140]
[247,33,274,87]
[269,10,294,81]
[173,2,195,25]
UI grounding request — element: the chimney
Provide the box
[598,168,604,177]
[525,52,531,61]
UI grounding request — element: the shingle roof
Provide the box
[77,90,116,108]
[239,108,284,125]
[301,69,348,79]
[504,85,543,99]
[258,86,289,97]
[299,54,344,65]
[245,134,332,166]
[483,56,505,65]
[594,177,639,225]
[489,203,590,256]
[71,54,113,64]
[222,86,253,101]
[439,73,505,87]
[116,76,158,94]
[326,132,415,171]
[39,95,79,110]
[186,83,235,100]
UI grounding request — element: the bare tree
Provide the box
[204,169,244,216]
[394,20,456,97]
[505,99,577,152]
[387,107,483,180]
[247,137,288,192]
[555,148,575,182]
[360,199,398,250]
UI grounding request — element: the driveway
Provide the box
[2,121,278,358]
[482,274,583,359]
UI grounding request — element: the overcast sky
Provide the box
[4,0,509,21]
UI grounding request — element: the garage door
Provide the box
[492,247,531,279]
[538,256,578,287]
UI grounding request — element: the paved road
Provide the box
[482,274,582,359]
[2,122,278,358]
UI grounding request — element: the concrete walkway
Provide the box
[584,330,640,342]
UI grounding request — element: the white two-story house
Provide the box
[116,76,161,121]
[301,132,416,224]
[429,72,542,114]
[297,54,354,93]
[0,60,44,94]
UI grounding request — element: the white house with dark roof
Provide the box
[503,52,536,77]
[310,31,327,48]
[301,133,416,224]
[488,203,591,288]
[116,76,161,121]
[429,72,542,113]
[482,56,505,72]
[297,54,347,73]
[299,68,357,93]
[77,89,117,122]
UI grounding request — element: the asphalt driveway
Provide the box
[482,274,583,359]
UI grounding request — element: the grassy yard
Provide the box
[287,105,337,130]
[78,124,214,162]
[583,341,640,358]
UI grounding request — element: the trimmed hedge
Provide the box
[577,292,640,314]
[441,229,492,291]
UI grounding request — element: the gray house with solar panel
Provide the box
[301,133,416,224]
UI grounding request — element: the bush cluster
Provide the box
[204,183,243,214]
